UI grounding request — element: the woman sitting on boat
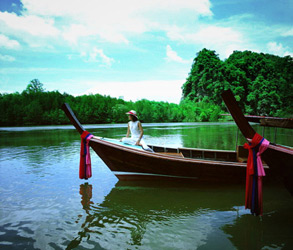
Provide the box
[121,110,153,152]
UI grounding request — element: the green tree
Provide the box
[182,49,292,117]
[182,49,223,102]
[247,76,281,116]
[24,79,45,94]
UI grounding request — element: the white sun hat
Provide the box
[126,110,137,118]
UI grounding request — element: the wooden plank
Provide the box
[260,118,293,129]
[221,90,255,139]
[158,152,184,158]
[223,113,293,129]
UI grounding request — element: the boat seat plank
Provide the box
[158,152,184,158]
[237,157,248,163]
[178,147,235,153]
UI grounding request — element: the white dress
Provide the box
[122,121,151,150]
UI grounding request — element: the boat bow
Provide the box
[221,89,293,195]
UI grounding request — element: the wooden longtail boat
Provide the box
[222,114,293,129]
[244,115,293,129]
[222,90,293,195]
[62,103,257,183]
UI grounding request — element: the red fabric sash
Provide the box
[244,133,269,216]
[80,131,93,179]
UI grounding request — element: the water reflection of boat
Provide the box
[67,182,244,249]
[101,181,244,211]
[61,103,261,183]
[222,90,293,195]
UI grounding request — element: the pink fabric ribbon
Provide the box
[256,138,269,177]
[256,138,269,215]
[80,131,93,179]
[85,134,93,178]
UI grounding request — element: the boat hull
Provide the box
[89,138,248,182]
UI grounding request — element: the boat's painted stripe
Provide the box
[112,171,199,179]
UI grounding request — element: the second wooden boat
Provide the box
[222,89,293,195]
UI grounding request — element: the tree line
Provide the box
[0,79,222,126]
[182,49,292,117]
[1,49,291,126]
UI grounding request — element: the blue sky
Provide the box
[0,0,292,103]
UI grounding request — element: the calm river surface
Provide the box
[0,122,292,250]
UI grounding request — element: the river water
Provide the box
[0,123,292,250]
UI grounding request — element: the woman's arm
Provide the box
[136,122,144,145]
[126,123,130,137]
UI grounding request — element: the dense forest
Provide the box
[182,49,293,116]
[1,49,292,126]
[0,79,222,126]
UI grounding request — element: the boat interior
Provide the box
[150,144,248,162]
[99,137,248,163]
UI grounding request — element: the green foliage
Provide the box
[2,49,291,127]
[24,79,45,94]
[182,49,292,117]
[182,49,225,103]
[0,79,223,126]
[178,99,222,122]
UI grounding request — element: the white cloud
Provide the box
[21,0,212,18]
[0,54,16,62]
[82,47,115,66]
[167,25,244,58]
[0,11,59,48]
[167,25,242,44]
[0,0,291,74]
[1,0,256,60]
[282,28,293,37]
[62,24,93,45]
[164,13,293,59]
[166,45,191,63]
[196,26,242,45]
[0,11,59,37]
[0,34,21,50]
[83,80,184,103]
[11,0,212,46]
[267,42,293,57]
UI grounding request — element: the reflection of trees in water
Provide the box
[255,126,293,147]
[180,124,243,150]
[92,127,126,139]
[1,129,78,147]
[179,123,293,150]
[66,182,245,249]
[96,125,186,140]
[1,129,79,169]
[146,126,184,138]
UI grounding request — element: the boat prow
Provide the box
[222,89,293,195]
